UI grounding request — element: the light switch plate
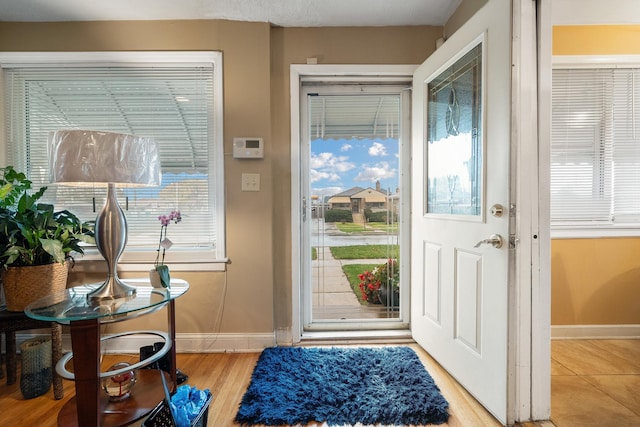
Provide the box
[241,173,260,191]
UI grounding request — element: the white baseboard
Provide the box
[551,324,640,339]
[14,332,276,354]
[14,327,638,353]
[173,333,276,353]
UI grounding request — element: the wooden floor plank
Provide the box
[0,339,637,426]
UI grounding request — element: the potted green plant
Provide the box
[376,258,399,308]
[0,166,94,311]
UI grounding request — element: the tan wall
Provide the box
[552,24,640,326]
[552,238,640,324]
[0,21,442,341]
[553,25,640,55]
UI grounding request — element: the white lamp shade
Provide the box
[49,130,161,186]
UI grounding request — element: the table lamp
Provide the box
[49,130,161,302]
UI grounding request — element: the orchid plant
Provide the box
[153,210,182,287]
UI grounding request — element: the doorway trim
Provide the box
[509,0,551,422]
[290,64,417,343]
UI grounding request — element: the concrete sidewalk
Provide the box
[312,246,388,307]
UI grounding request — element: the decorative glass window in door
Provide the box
[426,42,483,216]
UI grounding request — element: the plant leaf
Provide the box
[0,183,13,200]
[41,238,65,263]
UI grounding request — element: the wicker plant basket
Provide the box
[1,262,69,311]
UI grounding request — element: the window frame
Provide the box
[0,51,227,271]
[552,55,640,239]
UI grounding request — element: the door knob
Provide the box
[474,234,504,249]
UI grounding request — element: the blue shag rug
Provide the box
[235,346,449,426]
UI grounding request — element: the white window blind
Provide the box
[611,69,640,222]
[3,62,222,257]
[551,67,640,228]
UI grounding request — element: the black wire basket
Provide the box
[142,390,213,427]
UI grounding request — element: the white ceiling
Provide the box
[0,0,462,27]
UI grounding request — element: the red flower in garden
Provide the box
[353,259,399,306]
[358,270,381,304]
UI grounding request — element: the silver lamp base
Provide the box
[90,183,136,303]
[88,276,137,302]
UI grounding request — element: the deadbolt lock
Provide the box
[490,204,504,217]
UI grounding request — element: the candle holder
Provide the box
[102,362,137,401]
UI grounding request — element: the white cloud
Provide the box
[335,161,354,173]
[340,143,352,152]
[354,161,396,183]
[310,152,355,182]
[310,152,333,169]
[368,142,387,157]
[310,169,340,183]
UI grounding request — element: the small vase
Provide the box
[149,269,163,288]
[149,265,171,288]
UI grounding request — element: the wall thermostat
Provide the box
[233,137,264,159]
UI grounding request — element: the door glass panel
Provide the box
[306,90,404,326]
[426,43,483,216]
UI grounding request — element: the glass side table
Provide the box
[25,279,189,427]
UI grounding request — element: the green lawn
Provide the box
[341,264,379,305]
[368,222,398,232]
[335,222,398,233]
[330,244,399,259]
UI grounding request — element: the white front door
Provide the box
[411,0,513,423]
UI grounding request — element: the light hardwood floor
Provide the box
[0,340,637,426]
[550,339,640,427]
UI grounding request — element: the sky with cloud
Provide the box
[310,137,399,201]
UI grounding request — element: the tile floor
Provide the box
[551,339,640,426]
